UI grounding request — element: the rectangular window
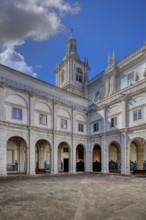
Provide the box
[39,114,47,125]
[111,117,117,128]
[93,122,99,132]
[78,123,84,132]
[12,108,22,120]
[63,147,69,153]
[128,72,134,85]
[61,119,67,129]
[121,76,127,89]
[133,109,142,121]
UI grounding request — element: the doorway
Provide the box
[64,158,69,172]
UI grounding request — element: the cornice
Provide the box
[0,75,88,112]
[96,79,146,109]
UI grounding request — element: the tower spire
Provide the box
[64,32,80,60]
[112,51,116,64]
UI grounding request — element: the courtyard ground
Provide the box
[0,173,146,220]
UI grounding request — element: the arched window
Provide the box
[76,68,82,83]
[60,70,65,84]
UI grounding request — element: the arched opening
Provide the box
[109,142,121,173]
[130,137,146,173]
[76,68,82,83]
[58,142,70,172]
[76,144,85,172]
[93,144,101,172]
[7,136,27,174]
[35,139,51,174]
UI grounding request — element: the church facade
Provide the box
[0,35,146,176]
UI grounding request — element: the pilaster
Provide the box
[0,131,7,176]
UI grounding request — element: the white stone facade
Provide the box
[0,36,146,176]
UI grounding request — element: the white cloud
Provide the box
[0,0,80,76]
[0,48,37,77]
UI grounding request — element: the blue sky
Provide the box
[1,0,146,85]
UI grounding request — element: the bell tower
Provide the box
[56,34,90,98]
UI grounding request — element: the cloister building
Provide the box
[0,34,146,176]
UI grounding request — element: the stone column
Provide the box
[121,134,130,175]
[50,146,54,174]
[51,101,58,174]
[28,133,36,175]
[90,149,93,172]
[69,146,73,173]
[101,141,109,174]
[121,96,130,175]
[72,145,76,173]
[69,107,74,173]
[0,131,7,176]
[53,144,58,174]
[85,148,91,172]
[101,106,109,173]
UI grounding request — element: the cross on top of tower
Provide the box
[70,28,74,34]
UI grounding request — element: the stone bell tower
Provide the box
[56,34,90,98]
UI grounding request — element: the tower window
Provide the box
[76,68,82,83]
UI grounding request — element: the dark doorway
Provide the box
[64,158,69,172]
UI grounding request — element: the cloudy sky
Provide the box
[0,0,146,84]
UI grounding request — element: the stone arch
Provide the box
[35,102,52,114]
[6,136,27,174]
[5,94,28,123]
[34,102,52,128]
[108,141,121,173]
[57,108,71,119]
[92,144,101,172]
[57,109,71,131]
[6,94,28,108]
[130,137,146,172]
[76,144,85,172]
[76,67,83,82]
[58,142,70,172]
[75,114,86,122]
[35,139,51,174]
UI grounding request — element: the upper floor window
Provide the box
[76,68,82,83]
[63,147,69,153]
[78,123,84,132]
[12,107,22,120]
[61,119,67,129]
[133,109,142,121]
[93,122,99,132]
[39,114,47,125]
[128,72,134,85]
[111,117,117,128]
[121,72,134,89]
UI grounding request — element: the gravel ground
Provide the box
[0,173,146,220]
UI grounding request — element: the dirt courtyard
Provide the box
[0,173,146,220]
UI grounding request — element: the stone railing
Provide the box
[117,41,146,65]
